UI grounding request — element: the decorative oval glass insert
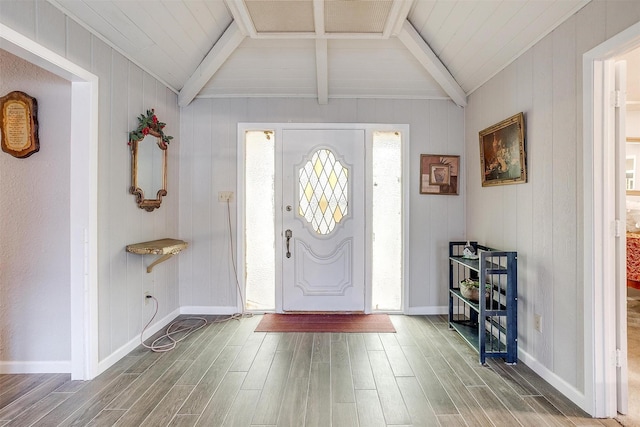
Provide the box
[298,149,348,234]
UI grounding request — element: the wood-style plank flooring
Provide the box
[0,315,623,427]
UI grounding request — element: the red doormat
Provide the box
[254,313,396,333]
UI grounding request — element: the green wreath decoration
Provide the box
[128,109,173,148]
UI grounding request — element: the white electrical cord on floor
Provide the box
[140,296,208,353]
[140,198,252,352]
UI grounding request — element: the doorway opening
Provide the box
[1,25,99,380]
[584,20,640,418]
[241,124,405,313]
[615,46,640,425]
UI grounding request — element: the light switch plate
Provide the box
[218,191,233,202]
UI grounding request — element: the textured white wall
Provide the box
[179,98,465,313]
[464,0,640,399]
[0,1,181,368]
[0,49,71,363]
[629,110,640,136]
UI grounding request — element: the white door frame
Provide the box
[583,20,640,418]
[237,123,410,314]
[1,25,99,380]
[614,60,629,415]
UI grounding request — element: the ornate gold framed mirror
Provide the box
[129,109,173,212]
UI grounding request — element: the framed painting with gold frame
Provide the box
[479,112,526,187]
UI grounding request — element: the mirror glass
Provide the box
[137,135,163,195]
[130,131,167,211]
[627,138,640,193]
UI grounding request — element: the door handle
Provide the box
[285,229,292,258]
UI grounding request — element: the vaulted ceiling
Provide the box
[48,0,590,107]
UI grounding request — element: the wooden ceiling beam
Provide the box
[313,0,325,36]
[316,39,328,105]
[224,0,255,37]
[397,20,467,107]
[178,21,245,107]
[386,0,414,38]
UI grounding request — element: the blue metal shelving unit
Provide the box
[448,241,518,364]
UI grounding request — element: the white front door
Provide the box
[280,129,365,312]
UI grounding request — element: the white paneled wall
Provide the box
[0,1,180,368]
[464,0,640,400]
[179,98,465,314]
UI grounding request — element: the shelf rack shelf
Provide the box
[448,241,517,364]
[126,238,188,273]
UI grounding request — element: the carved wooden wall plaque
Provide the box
[0,91,39,158]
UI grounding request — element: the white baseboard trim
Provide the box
[404,306,448,315]
[518,348,587,412]
[0,360,71,374]
[180,306,242,315]
[96,307,181,376]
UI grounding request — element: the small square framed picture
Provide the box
[420,154,459,195]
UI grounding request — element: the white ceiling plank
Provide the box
[420,0,456,40]
[49,1,139,52]
[453,0,546,88]
[178,21,245,107]
[112,1,193,78]
[161,1,210,47]
[429,1,478,56]
[183,1,227,42]
[48,0,180,92]
[209,38,316,72]
[316,38,328,104]
[203,0,234,34]
[198,88,316,98]
[202,38,317,95]
[443,0,525,90]
[331,87,447,99]
[328,39,448,99]
[220,32,390,40]
[397,20,467,107]
[435,1,500,64]
[200,38,317,98]
[82,0,153,47]
[225,38,316,49]
[329,39,443,78]
[148,2,213,69]
[407,0,436,35]
[462,0,590,94]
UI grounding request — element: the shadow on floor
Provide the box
[618,287,640,427]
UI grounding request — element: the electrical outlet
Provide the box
[218,191,233,202]
[534,314,542,333]
[144,292,152,303]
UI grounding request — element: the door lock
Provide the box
[286,205,292,211]
[285,229,292,258]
